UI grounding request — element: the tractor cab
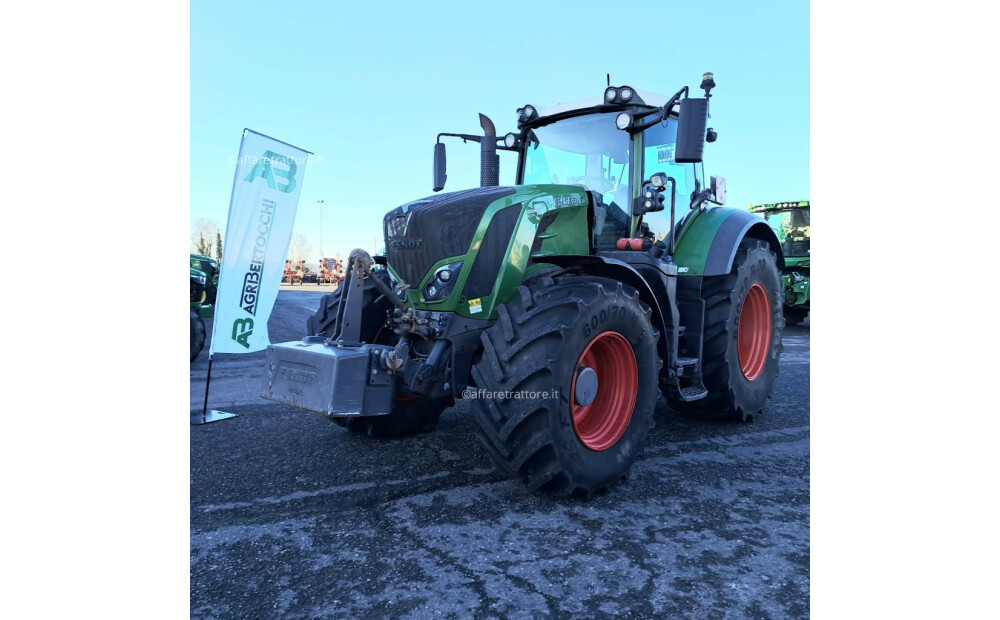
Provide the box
[433,75,727,259]
[514,92,709,252]
[751,201,811,259]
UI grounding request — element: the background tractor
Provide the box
[190,253,219,305]
[283,259,304,285]
[190,267,210,362]
[190,253,218,362]
[318,257,344,286]
[263,74,786,497]
[750,201,809,326]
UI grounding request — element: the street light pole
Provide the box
[317,199,325,258]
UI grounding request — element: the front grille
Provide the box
[383,187,515,287]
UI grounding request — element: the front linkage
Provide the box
[263,248,480,417]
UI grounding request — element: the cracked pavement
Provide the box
[191,290,810,618]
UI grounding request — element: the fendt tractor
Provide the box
[263,74,786,497]
[750,201,809,326]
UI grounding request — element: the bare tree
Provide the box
[288,233,313,266]
[191,218,220,256]
[215,232,223,263]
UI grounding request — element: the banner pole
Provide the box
[192,350,237,424]
[202,355,213,420]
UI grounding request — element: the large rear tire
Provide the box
[471,276,659,497]
[678,239,784,421]
[307,270,452,437]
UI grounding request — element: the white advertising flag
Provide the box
[210,130,309,354]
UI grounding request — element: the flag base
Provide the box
[191,409,238,425]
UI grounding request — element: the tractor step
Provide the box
[677,385,709,402]
[674,357,701,379]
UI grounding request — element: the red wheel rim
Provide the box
[570,331,638,451]
[738,282,772,381]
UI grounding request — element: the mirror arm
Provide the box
[628,87,690,133]
[437,132,482,145]
[691,189,714,211]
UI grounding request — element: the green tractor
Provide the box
[190,268,209,362]
[190,253,220,307]
[750,201,809,326]
[190,254,219,362]
[263,74,785,496]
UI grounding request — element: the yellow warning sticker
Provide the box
[468,298,482,314]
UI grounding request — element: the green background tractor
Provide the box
[749,201,809,326]
[190,253,219,309]
[264,74,786,497]
[190,254,219,361]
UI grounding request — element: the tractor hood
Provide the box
[383,186,516,287]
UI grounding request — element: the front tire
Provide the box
[190,309,206,362]
[471,276,659,497]
[681,239,784,421]
[307,271,452,437]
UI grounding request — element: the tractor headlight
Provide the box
[517,105,538,126]
[605,87,617,102]
[504,132,518,148]
[423,261,463,301]
[194,274,206,285]
[619,87,633,101]
[615,112,632,130]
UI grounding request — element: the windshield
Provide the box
[521,112,633,250]
[522,113,632,209]
[762,208,810,257]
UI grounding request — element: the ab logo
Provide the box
[244,150,297,193]
[232,318,254,349]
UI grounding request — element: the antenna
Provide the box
[606,73,610,87]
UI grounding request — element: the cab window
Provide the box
[640,118,703,243]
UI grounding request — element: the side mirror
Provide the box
[710,175,727,205]
[675,98,709,163]
[433,142,447,192]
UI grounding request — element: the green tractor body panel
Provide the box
[783,271,809,306]
[385,184,590,320]
[672,206,784,276]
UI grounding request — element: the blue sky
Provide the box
[192,0,808,260]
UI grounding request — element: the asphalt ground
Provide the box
[191,288,810,619]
